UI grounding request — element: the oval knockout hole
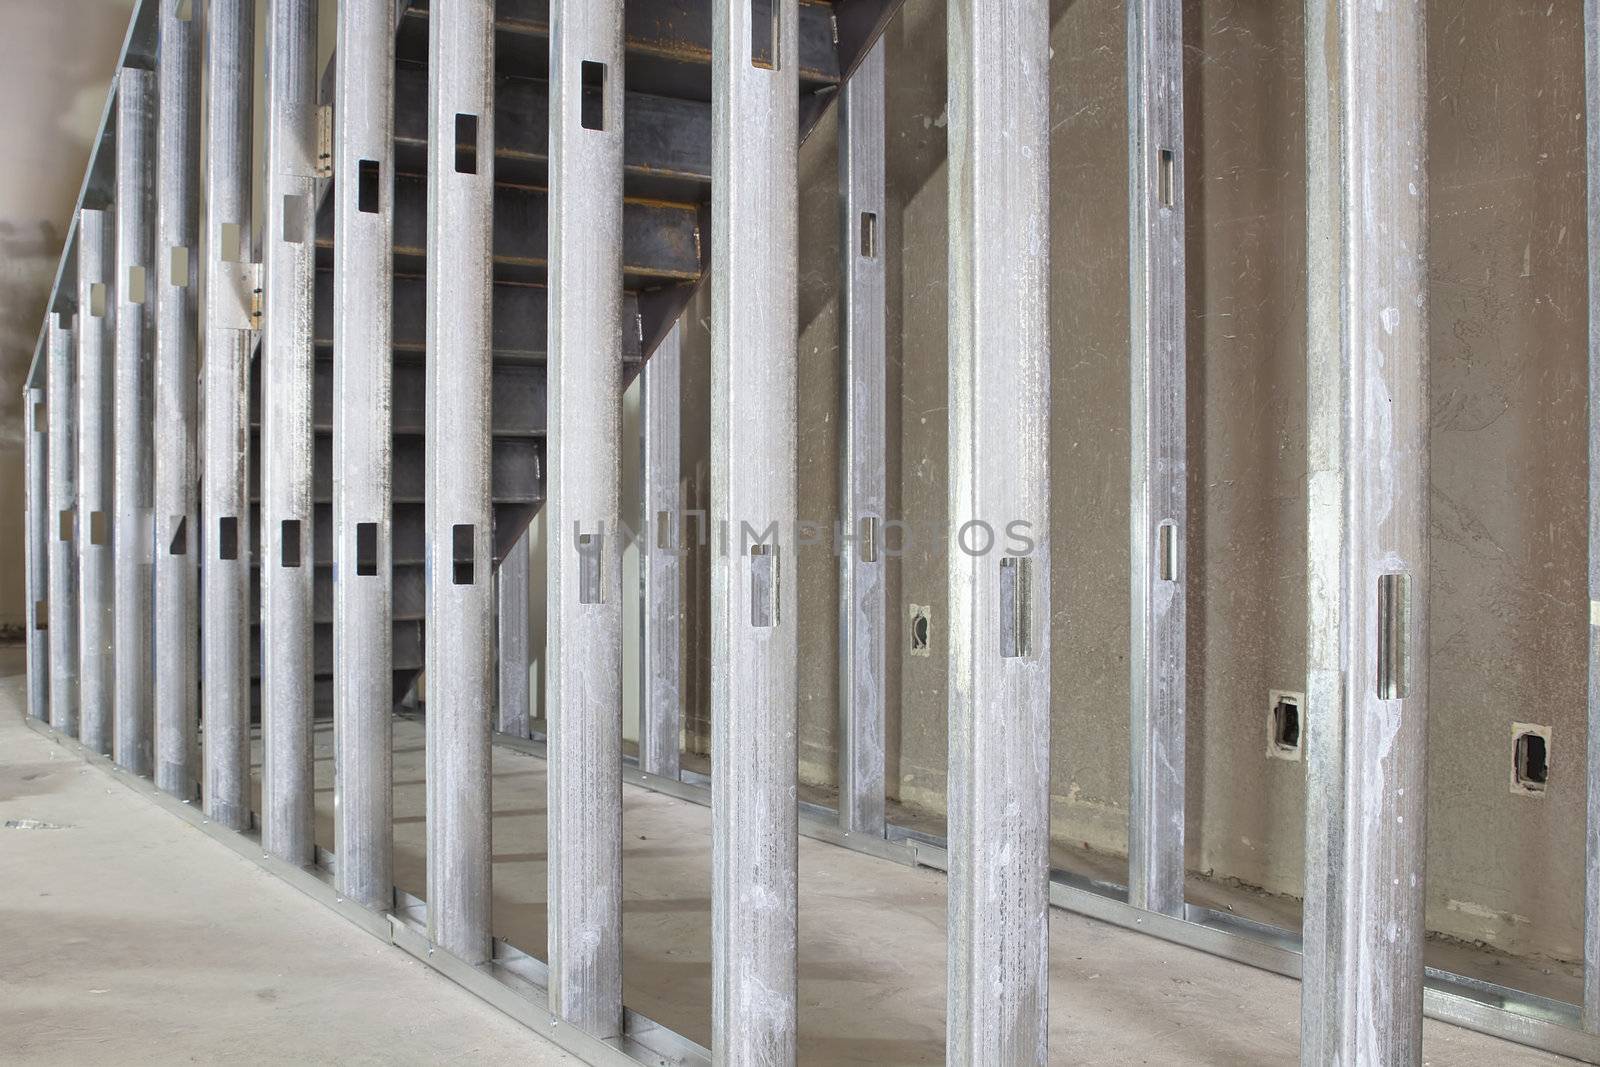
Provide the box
[909,604,931,657]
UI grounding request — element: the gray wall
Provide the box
[677,0,1589,965]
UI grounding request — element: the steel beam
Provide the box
[1586,0,1600,1034]
[48,315,79,738]
[201,0,255,833]
[709,0,800,1060]
[425,0,495,965]
[497,530,531,739]
[945,1,1053,1062]
[113,66,156,776]
[1126,0,1187,918]
[77,209,114,753]
[1302,0,1430,1062]
[333,0,397,912]
[260,0,318,866]
[25,382,49,722]
[837,39,887,839]
[638,321,682,781]
[153,0,201,801]
[546,0,627,1034]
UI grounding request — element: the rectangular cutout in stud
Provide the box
[453,523,475,585]
[1000,556,1033,659]
[1267,689,1304,761]
[170,245,190,287]
[1158,147,1176,208]
[59,509,73,541]
[860,516,879,563]
[455,114,479,174]
[168,515,187,555]
[282,193,307,244]
[35,599,47,631]
[127,265,147,305]
[1377,572,1408,699]
[1511,723,1550,796]
[219,515,238,560]
[281,519,301,568]
[357,159,380,214]
[175,0,192,20]
[751,0,779,70]
[356,522,378,576]
[220,222,243,263]
[90,282,107,317]
[578,531,603,604]
[750,544,777,627]
[34,401,45,431]
[1158,521,1177,581]
[89,510,108,547]
[656,510,673,552]
[860,211,878,259]
[581,60,606,131]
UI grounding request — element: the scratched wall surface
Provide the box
[767,0,1589,965]
[0,0,135,631]
[1424,0,1588,963]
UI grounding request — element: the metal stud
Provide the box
[201,0,256,833]
[838,38,888,840]
[945,0,1053,1060]
[1126,0,1188,919]
[259,0,318,866]
[1301,0,1430,1059]
[710,0,801,1058]
[152,0,202,801]
[424,0,496,965]
[333,0,396,912]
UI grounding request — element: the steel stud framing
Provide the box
[546,0,627,1034]
[837,38,888,840]
[113,66,155,776]
[200,0,255,832]
[78,209,114,753]
[710,0,801,1058]
[21,2,1600,1065]
[152,0,201,801]
[1301,0,1430,1061]
[945,1,1053,1061]
[1126,0,1188,919]
[25,383,49,722]
[48,313,80,739]
[333,0,397,913]
[424,0,495,965]
[639,322,682,781]
[260,0,319,866]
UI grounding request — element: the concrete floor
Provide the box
[0,650,575,1066]
[0,643,1574,1064]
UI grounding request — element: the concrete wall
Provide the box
[671,0,1585,964]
